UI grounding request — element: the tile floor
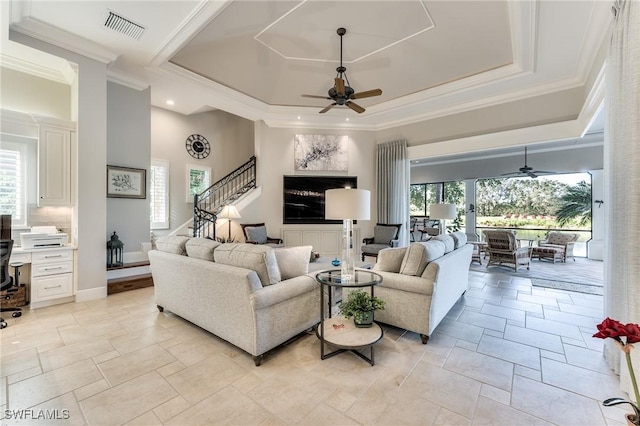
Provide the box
[1,260,632,426]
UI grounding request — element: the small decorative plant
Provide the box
[339,290,385,327]
[593,317,640,425]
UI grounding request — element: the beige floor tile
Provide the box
[323,389,358,413]
[8,359,102,409]
[0,348,40,378]
[164,333,229,366]
[299,403,361,426]
[9,392,86,426]
[434,407,471,425]
[164,386,272,425]
[375,394,441,425]
[39,336,114,372]
[503,324,564,353]
[107,325,175,355]
[444,346,514,391]
[7,366,42,385]
[57,321,127,345]
[477,334,541,369]
[540,357,625,401]
[165,353,247,404]
[472,396,552,425]
[0,328,64,356]
[80,371,177,426]
[98,344,175,386]
[152,395,190,422]
[479,383,511,405]
[157,359,186,378]
[73,379,110,401]
[123,410,162,426]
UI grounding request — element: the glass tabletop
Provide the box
[315,269,383,288]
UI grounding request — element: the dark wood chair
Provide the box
[240,223,283,247]
[361,223,402,261]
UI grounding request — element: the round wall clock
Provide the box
[185,134,211,159]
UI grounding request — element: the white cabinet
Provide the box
[31,248,74,307]
[282,226,361,258]
[38,125,72,206]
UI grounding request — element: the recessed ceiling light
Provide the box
[166,100,175,106]
[297,116,301,120]
[345,118,350,122]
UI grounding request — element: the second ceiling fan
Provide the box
[301,28,382,114]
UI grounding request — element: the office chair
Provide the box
[1,240,23,329]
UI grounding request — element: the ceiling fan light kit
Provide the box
[501,147,557,179]
[301,28,382,114]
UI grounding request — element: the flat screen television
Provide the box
[283,175,358,224]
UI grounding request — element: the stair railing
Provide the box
[193,156,256,239]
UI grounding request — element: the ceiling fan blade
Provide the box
[351,88,382,99]
[335,77,345,96]
[301,94,331,99]
[531,170,557,175]
[500,171,522,176]
[346,101,365,113]
[319,103,337,114]
[528,172,538,179]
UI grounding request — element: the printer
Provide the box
[20,226,69,249]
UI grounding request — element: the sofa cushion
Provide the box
[155,236,190,255]
[214,243,281,286]
[373,225,399,244]
[244,226,268,244]
[374,247,407,273]
[449,231,468,249]
[185,238,221,261]
[273,245,312,280]
[433,234,455,253]
[399,240,446,276]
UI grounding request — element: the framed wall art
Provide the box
[107,165,146,199]
[186,164,211,203]
[294,134,348,171]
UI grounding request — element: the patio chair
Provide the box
[361,223,402,260]
[483,229,532,272]
[538,232,579,262]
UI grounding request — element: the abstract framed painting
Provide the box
[294,134,348,171]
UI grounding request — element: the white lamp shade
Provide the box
[219,205,241,220]
[325,188,371,220]
[428,203,457,220]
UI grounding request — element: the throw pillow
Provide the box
[399,240,446,276]
[449,231,468,249]
[373,225,399,245]
[155,236,190,255]
[273,245,312,280]
[373,247,407,273]
[185,238,221,261]
[214,243,281,286]
[245,226,268,244]
[433,234,455,253]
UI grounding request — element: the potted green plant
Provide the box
[338,290,385,328]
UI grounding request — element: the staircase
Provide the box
[192,156,257,239]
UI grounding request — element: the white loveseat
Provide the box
[361,232,473,344]
[149,237,319,366]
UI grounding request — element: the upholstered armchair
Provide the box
[361,223,402,261]
[538,232,579,262]
[240,223,283,248]
[483,230,532,272]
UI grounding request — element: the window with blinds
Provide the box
[0,141,27,227]
[150,159,169,229]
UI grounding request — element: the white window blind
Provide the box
[0,142,27,227]
[150,159,169,229]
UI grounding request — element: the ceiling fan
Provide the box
[301,28,382,114]
[501,147,557,178]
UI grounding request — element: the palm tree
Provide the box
[555,181,592,227]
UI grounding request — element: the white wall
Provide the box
[150,107,254,235]
[107,82,151,256]
[254,121,378,245]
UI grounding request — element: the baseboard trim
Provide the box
[75,286,107,302]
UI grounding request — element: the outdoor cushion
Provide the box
[449,231,467,248]
[399,240,446,276]
[185,238,221,261]
[273,245,312,280]
[155,236,190,255]
[433,234,455,253]
[244,226,268,244]
[214,243,281,286]
[373,225,399,244]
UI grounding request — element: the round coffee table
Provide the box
[315,269,383,366]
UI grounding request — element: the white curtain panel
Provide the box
[376,139,409,247]
[604,0,640,401]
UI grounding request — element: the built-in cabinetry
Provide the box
[282,226,361,258]
[38,124,73,206]
[9,247,75,309]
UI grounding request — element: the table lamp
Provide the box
[325,188,371,280]
[428,203,457,234]
[218,205,241,241]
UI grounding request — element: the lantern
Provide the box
[107,231,124,268]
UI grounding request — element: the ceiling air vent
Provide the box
[103,10,145,40]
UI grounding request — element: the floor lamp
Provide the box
[325,188,371,280]
[219,205,241,241]
[428,203,457,234]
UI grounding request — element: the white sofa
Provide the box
[361,232,473,344]
[149,237,319,366]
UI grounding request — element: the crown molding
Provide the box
[107,69,150,91]
[576,62,605,136]
[1,52,72,84]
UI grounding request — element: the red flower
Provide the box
[594,317,626,339]
[624,322,640,344]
